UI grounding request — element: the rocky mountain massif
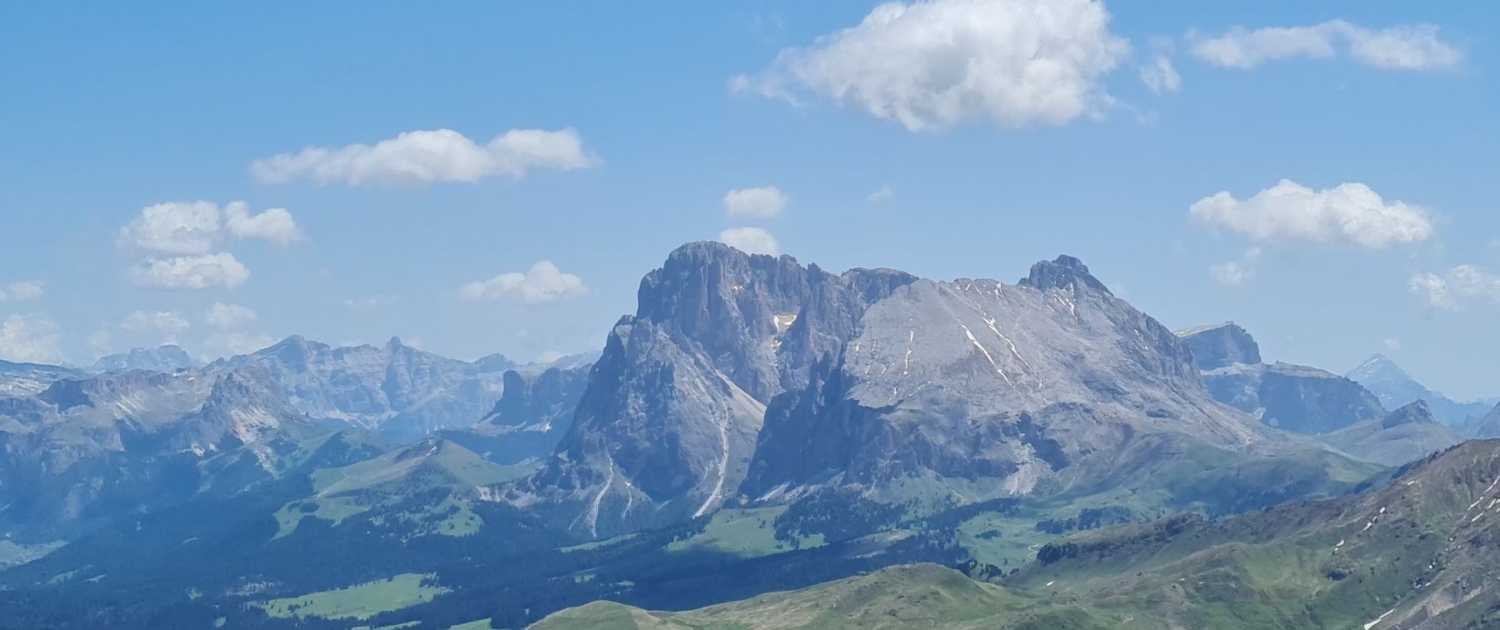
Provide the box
[506,244,1362,540]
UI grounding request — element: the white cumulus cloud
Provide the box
[1410,265,1500,311]
[723,186,789,218]
[119,201,304,254]
[118,202,299,291]
[733,0,1129,132]
[1189,180,1433,249]
[250,128,600,187]
[0,281,44,302]
[459,261,587,305]
[204,303,259,330]
[223,202,304,246]
[131,253,251,290]
[119,201,223,255]
[1190,20,1462,71]
[0,314,64,364]
[718,227,781,256]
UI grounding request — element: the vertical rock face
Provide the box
[1176,323,1262,371]
[513,242,917,535]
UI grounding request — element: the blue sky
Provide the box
[2,1,1497,399]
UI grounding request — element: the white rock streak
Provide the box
[961,323,1014,387]
[902,330,915,375]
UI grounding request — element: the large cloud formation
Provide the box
[733,0,1129,132]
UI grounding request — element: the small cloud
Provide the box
[1139,55,1182,94]
[718,227,780,256]
[723,186,789,218]
[119,201,223,256]
[131,253,251,290]
[1210,247,1261,286]
[1189,20,1462,71]
[0,314,64,364]
[223,202,304,246]
[250,128,600,187]
[119,201,301,255]
[1410,265,1500,311]
[1210,262,1245,286]
[204,303,258,330]
[1384,338,1401,352]
[459,261,587,305]
[1190,180,1433,249]
[343,295,389,310]
[0,280,44,302]
[867,185,896,203]
[117,201,302,291]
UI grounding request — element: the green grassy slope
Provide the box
[533,440,1500,630]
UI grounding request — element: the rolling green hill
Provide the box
[532,440,1500,630]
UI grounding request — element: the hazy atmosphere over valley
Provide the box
[3,1,1500,629]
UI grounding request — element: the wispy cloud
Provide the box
[1190,20,1462,71]
[251,128,600,187]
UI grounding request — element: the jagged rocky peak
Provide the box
[1175,322,1262,371]
[1018,254,1112,295]
[1382,400,1437,429]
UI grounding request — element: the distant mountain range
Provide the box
[1175,323,1465,466]
[1347,354,1496,427]
[0,242,1491,629]
[0,336,595,540]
